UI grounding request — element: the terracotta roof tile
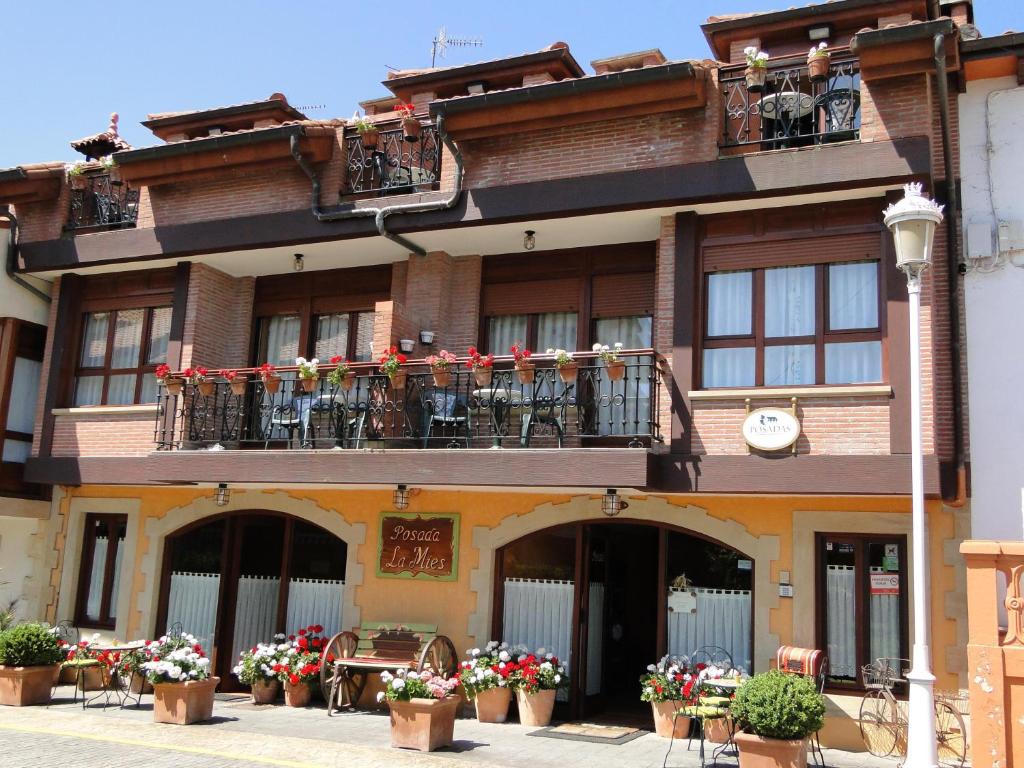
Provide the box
[118,119,340,155]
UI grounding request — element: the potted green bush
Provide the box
[0,623,64,706]
[730,670,825,768]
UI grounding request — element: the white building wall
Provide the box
[0,514,44,622]
[0,224,51,327]
[960,75,1024,541]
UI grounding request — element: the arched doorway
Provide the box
[493,521,753,720]
[155,511,348,690]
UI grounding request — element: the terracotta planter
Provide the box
[69,174,89,191]
[250,678,279,705]
[605,359,626,381]
[165,378,184,396]
[229,377,248,396]
[745,66,767,92]
[129,673,153,695]
[516,688,556,727]
[152,676,219,725]
[705,715,731,743]
[388,696,459,752]
[807,56,830,83]
[300,377,318,393]
[432,370,451,388]
[360,128,380,151]
[339,372,356,392]
[284,680,311,707]
[389,370,407,391]
[107,166,123,184]
[556,362,578,384]
[651,700,692,739]
[262,375,282,395]
[474,686,512,723]
[734,731,809,768]
[58,665,77,685]
[515,363,535,385]
[0,665,59,706]
[76,664,109,691]
[197,380,216,397]
[403,118,422,143]
[473,368,493,388]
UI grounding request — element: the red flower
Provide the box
[313,625,323,633]
[288,673,299,686]
[298,628,307,636]
[297,637,309,650]
[155,363,171,380]
[397,354,407,364]
[330,355,343,365]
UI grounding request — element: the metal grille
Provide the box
[343,124,441,197]
[66,173,140,230]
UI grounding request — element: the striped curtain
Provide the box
[166,571,221,652]
[285,578,344,638]
[666,587,752,673]
[231,575,281,665]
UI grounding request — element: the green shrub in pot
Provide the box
[0,623,63,667]
[732,670,825,740]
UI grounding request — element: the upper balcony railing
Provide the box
[154,351,662,451]
[342,123,442,198]
[66,173,140,231]
[720,52,861,151]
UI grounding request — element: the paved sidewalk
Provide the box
[0,685,900,768]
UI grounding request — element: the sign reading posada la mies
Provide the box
[378,513,459,581]
[741,407,801,452]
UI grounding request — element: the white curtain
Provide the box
[503,578,574,668]
[285,578,344,638]
[147,307,172,365]
[706,271,752,336]
[537,312,578,352]
[829,261,878,330]
[231,575,281,665]
[109,537,124,620]
[106,374,137,406]
[703,347,755,388]
[75,376,104,407]
[353,313,375,361]
[85,536,108,622]
[261,315,301,369]
[166,571,221,652]
[869,567,901,663]
[826,565,856,678]
[594,316,652,435]
[8,357,41,433]
[315,314,350,361]
[825,341,882,384]
[666,587,752,673]
[487,315,528,356]
[79,312,109,367]
[765,266,814,337]
[764,344,815,386]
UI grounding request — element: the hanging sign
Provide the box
[378,513,459,581]
[741,407,801,452]
[870,573,900,595]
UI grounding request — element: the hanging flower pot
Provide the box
[263,375,282,395]
[250,678,279,705]
[473,368,493,388]
[229,376,248,397]
[807,55,830,83]
[515,364,535,385]
[339,371,356,392]
[69,173,89,191]
[197,380,216,397]
[745,66,767,92]
[402,117,422,143]
[605,360,626,382]
[284,680,311,708]
[300,377,318,393]
[556,362,578,384]
[389,370,407,391]
[360,127,379,151]
[432,370,451,388]
[165,378,184,397]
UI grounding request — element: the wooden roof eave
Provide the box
[850,18,960,81]
[0,165,65,205]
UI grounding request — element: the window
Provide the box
[74,307,172,405]
[702,260,882,388]
[594,316,652,436]
[75,514,127,629]
[817,534,907,688]
[485,312,579,354]
[256,311,374,370]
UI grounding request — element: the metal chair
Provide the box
[520,381,575,448]
[690,645,734,671]
[420,388,470,448]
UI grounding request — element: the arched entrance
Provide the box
[493,520,753,720]
[155,511,348,690]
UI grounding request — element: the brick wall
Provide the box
[51,412,155,457]
[393,251,482,358]
[14,184,71,244]
[654,216,676,439]
[860,73,933,144]
[181,263,255,370]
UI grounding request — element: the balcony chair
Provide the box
[519,380,576,448]
[419,387,470,448]
[813,87,860,143]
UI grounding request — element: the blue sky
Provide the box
[2,0,1019,168]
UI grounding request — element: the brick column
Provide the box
[392,251,482,358]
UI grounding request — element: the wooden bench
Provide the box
[319,622,457,715]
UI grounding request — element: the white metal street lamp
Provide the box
[883,182,944,768]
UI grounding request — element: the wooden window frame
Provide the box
[814,532,909,694]
[700,259,886,388]
[74,513,128,630]
[0,319,47,499]
[74,306,172,405]
[253,309,375,366]
[482,312,581,355]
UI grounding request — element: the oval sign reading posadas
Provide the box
[742,407,801,451]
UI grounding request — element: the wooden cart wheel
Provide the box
[417,635,457,679]
[320,631,366,712]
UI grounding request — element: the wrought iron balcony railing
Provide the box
[720,54,860,150]
[154,352,662,451]
[66,173,140,231]
[342,123,442,198]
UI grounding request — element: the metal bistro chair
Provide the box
[420,387,470,448]
[520,379,576,448]
[776,645,829,767]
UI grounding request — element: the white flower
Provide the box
[498,651,510,662]
[647,664,656,672]
[592,343,602,352]
[756,51,769,61]
[376,691,385,703]
[536,647,546,656]
[743,46,756,56]
[392,679,405,690]
[614,342,622,349]
[295,357,306,366]
[407,671,420,680]
[554,675,561,684]
[380,671,394,683]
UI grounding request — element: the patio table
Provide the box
[471,387,524,448]
[83,641,146,709]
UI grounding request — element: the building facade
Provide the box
[0,0,982,749]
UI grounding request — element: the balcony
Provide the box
[66,173,140,231]
[342,123,442,197]
[720,54,860,151]
[154,352,662,452]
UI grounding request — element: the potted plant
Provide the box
[351,114,380,151]
[594,342,626,381]
[184,367,213,397]
[379,346,408,391]
[425,350,458,388]
[142,633,218,725]
[233,641,287,705]
[466,347,495,387]
[744,47,770,92]
[66,162,89,191]
[62,638,109,692]
[807,42,830,83]
[377,668,460,752]
[730,670,825,768]
[328,355,356,391]
[640,655,697,739]
[272,625,324,707]
[258,363,282,395]
[101,155,122,183]
[510,648,567,727]
[457,641,523,723]
[0,622,64,706]
[547,348,577,384]
[120,645,153,694]
[219,369,248,397]
[296,357,320,394]
[396,103,421,143]
[511,343,534,385]
[155,363,184,397]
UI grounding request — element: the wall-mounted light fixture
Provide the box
[419,330,435,345]
[393,484,411,510]
[293,253,305,272]
[398,338,416,354]
[807,24,832,41]
[602,488,628,517]
[523,230,536,251]
[216,483,230,506]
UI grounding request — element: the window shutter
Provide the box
[591,272,654,318]
[704,233,880,272]
[481,278,580,316]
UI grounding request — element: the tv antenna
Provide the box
[431,26,483,68]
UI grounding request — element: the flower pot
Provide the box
[360,128,380,151]
[152,676,219,725]
[58,665,78,685]
[432,370,451,388]
[197,380,216,397]
[474,686,512,723]
[604,359,626,381]
[262,375,282,395]
[515,363,535,385]
[516,688,556,727]
[76,664,109,691]
[107,166,123,184]
[557,362,578,384]
[70,175,89,191]
[651,700,692,739]
[300,377,318,393]
[129,673,153,695]
[745,66,767,92]
[165,378,184,396]
[388,696,459,752]
[403,117,422,143]
[250,678,279,705]
[807,56,830,83]
[229,377,248,396]
[473,368,493,388]
[339,372,356,392]
[704,716,731,743]
[734,731,809,768]
[389,370,407,391]
[284,680,311,707]
[0,665,59,706]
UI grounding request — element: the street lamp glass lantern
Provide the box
[883,183,944,275]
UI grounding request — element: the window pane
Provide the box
[146,307,172,364]
[703,347,755,388]
[764,344,815,385]
[260,315,301,367]
[2,439,31,463]
[829,261,878,330]
[538,312,578,351]
[110,309,144,369]
[594,317,653,436]
[825,341,882,384]
[487,315,528,355]
[74,375,104,407]
[765,265,815,338]
[80,312,109,367]
[707,271,752,336]
[354,313,375,361]
[139,374,159,404]
[8,357,41,434]
[106,374,137,405]
[823,539,857,681]
[867,541,902,663]
[314,313,349,360]
[594,315,652,349]
[83,517,125,625]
